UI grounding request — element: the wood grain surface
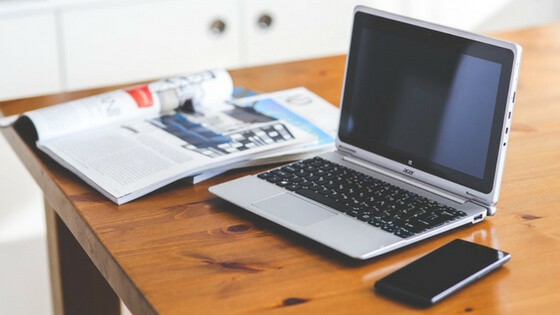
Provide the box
[2,24,560,314]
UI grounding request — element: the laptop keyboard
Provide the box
[257,157,467,239]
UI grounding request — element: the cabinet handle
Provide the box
[257,14,273,29]
[210,19,226,35]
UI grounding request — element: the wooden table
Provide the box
[2,24,560,314]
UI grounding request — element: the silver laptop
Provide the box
[210,6,522,259]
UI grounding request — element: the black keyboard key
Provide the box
[281,166,297,173]
[406,218,430,233]
[309,185,322,191]
[299,180,312,187]
[428,215,451,228]
[292,162,305,169]
[276,180,290,188]
[358,213,374,222]
[266,175,281,183]
[394,229,414,238]
[367,218,383,227]
[296,189,352,213]
[310,160,324,167]
[285,184,301,191]
[271,170,292,178]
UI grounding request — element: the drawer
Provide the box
[62,0,241,90]
[242,0,360,66]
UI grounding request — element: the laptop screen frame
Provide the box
[336,6,522,206]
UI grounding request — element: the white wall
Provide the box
[1,1,559,314]
[372,0,560,33]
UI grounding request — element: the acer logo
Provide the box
[403,168,414,175]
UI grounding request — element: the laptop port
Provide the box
[473,214,484,223]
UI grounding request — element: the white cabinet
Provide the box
[62,0,242,90]
[0,12,61,100]
[242,0,360,66]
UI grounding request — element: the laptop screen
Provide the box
[339,11,514,193]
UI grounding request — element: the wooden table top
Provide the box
[2,24,560,314]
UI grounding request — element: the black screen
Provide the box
[375,239,509,305]
[339,12,514,192]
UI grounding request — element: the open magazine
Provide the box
[186,87,341,182]
[8,69,327,204]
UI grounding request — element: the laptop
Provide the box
[210,6,522,260]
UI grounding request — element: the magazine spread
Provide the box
[12,70,317,204]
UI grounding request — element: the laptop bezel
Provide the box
[336,6,522,207]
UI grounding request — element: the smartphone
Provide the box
[374,239,510,307]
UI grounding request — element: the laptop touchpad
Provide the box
[252,193,336,227]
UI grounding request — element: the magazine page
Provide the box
[37,98,315,204]
[231,87,340,161]
[6,69,233,141]
[25,88,161,142]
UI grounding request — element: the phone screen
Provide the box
[375,239,510,307]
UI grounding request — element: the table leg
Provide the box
[44,199,120,315]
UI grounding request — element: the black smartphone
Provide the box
[374,239,510,307]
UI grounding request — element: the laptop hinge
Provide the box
[466,195,497,216]
[343,155,467,204]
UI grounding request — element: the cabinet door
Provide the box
[0,12,61,100]
[242,0,361,66]
[62,0,241,90]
